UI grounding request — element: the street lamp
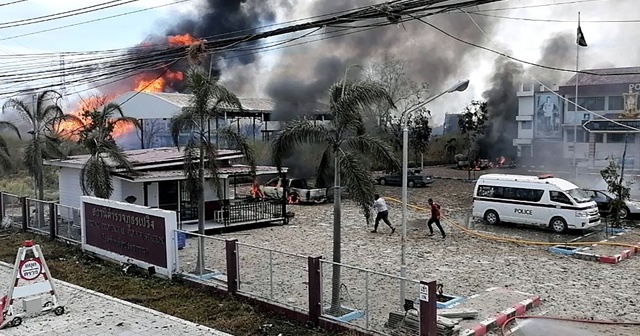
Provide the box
[399,79,469,307]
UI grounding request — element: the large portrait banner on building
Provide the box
[534,93,562,138]
[81,196,178,277]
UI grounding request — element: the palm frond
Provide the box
[339,151,376,220]
[40,104,64,130]
[330,80,395,133]
[315,146,333,188]
[112,116,141,131]
[0,150,12,171]
[23,141,37,176]
[271,120,332,168]
[2,98,34,124]
[170,108,197,147]
[35,90,62,121]
[103,141,137,175]
[210,84,243,116]
[41,136,66,160]
[346,134,399,172]
[81,155,113,198]
[219,127,256,170]
[0,120,22,141]
[54,113,85,136]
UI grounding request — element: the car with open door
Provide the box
[583,189,640,219]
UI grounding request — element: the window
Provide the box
[607,133,636,143]
[550,191,573,205]
[595,134,604,143]
[476,185,544,202]
[566,188,592,203]
[266,178,279,187]
[520,121,532,130]
[565,129,588,143]
[608,96,624,111]
[568,97,605,111]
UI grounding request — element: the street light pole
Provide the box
[400,79,469,307]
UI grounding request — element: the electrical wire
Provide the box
[0,0,142,29]
[467,11,640,23]
[501,315,640,335]
[470,0,607,13]
[0,0,194,42]
[0,0,27,7]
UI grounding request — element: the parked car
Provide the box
[584,189,640,219]
[375,169,434,187]
[260,177,327,203]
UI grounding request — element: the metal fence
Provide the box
[1,193,23,229]
[236,242,308,312]
[320,260,421,335]
[55,204,82,243]
[175,231,228,287]
[25,197,54,234]
[222,199,284,226]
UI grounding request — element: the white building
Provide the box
[44,147,287,231]
[513,66,640,169]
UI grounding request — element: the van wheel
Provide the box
[484,210,500,225]
[550,217,567,233]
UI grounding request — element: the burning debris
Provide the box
[250,181,265,200]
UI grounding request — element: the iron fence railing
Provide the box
[236,242,308,312]
[174,230,228,288]
[1,193,23,229]
[221,199,283,226]
[320,260,421,335]
[25,197,54,235]
[55,204,82,243]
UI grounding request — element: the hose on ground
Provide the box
[501,315,640,335]
[385,197,639,249]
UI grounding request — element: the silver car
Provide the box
[585,189,640,219]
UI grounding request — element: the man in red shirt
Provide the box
[427,198,446,239]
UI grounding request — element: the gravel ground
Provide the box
[178,178,640,335]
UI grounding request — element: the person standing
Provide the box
[427,198,446,239]
[371,194,395,234]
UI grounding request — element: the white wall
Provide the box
[58,167,84,209]
[148,182,159,207]
[120,180,145,206]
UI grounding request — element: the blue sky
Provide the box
[0,0,637,124]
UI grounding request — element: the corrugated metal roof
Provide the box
[46,147,241,168]
[150,92,276,112]
[563,67,640,87]
[118,165,283,181]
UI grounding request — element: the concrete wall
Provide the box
[59,167,123,209]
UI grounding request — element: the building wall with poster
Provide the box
[514,66,640,168]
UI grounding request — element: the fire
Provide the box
[250,181,264,199]
[57,34,198,140]
[288,193,300,204]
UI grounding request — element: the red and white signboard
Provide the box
[19,259,42,281]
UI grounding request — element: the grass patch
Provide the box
[0,230,354,336]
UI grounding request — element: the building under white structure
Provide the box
[107,91,332,149]
[513,67,640,169]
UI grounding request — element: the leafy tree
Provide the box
[77,103,140,199]
[600,136,632,226]
[272,79,398,314]
[458,101,488,179]
[408,110,432,166]
[1,90,79,201]
[170,66,256,273]
[0,121,21,171]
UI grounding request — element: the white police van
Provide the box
[472,174,601,233]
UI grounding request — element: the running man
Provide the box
[371,194,395,234]
[427,198,446,239]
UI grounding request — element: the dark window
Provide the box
[550,191,573,205]
[477,185,543,202]
[568,97,605,111]
[565,129,588,143]
[290,179,308,188]
[608,96,624,110]
[607,133,635,143]
[266,178,279,187]
[521,121,532,130]
[595,133,604,143]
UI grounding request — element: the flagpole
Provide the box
[572,12,580,180]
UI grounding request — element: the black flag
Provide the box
[577,25,587,47]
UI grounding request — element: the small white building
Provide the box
[44,147,288,230]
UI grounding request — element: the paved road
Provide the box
[0,262,231,336]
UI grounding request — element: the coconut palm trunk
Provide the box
[330,154,342,313]
[196,120,207,275]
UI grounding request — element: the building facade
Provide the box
[513,67,640,168]
[442,113,461,135]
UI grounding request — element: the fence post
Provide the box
[20,197,27,232]
[225,239,239,294]
[0,192,4,222]
[419,280,437,336]
[49,202,56,240]
[307,256,322,326]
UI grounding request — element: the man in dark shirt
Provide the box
[427,198,446,239]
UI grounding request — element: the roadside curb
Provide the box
[549,229,640,264]
[460,295,541,336]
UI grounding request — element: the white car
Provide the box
[584,189,640,219]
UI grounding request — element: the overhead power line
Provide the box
[468,12,640,23]
[0,0,27,7]
[0,0,141,29]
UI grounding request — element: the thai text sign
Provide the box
[81,196,177,277]
[583,119,640,133]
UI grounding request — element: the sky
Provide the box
[0,0,637,125]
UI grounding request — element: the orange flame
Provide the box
[59,34,198,140]
[250,181,264,199]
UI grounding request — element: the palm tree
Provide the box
[77,103,140,199]
[0,121,21,171]
[272,79,398,314]
[170,66,256,274]
[2,90,79,201]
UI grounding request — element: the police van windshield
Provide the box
[566,188,592,203]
